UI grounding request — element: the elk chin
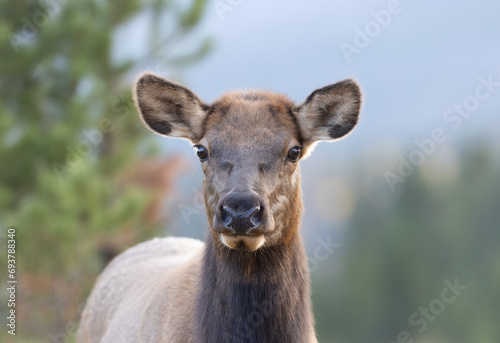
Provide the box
[219,234,266,251]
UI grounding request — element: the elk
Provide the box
[77,73,362,343]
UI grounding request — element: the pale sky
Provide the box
[117,0,500,150]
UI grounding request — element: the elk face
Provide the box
[198,96,305,252]
[134,73,361,251]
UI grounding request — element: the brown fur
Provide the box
[77,73,362,343]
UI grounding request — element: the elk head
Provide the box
[134,73,361,252]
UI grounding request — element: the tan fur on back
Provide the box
[77,237,204,343]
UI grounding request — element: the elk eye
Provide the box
[287,146,302,162]
[194,145,208,161]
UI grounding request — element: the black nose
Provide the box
[220,194,263,235]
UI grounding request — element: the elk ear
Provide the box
[134,73,209,142]
[296,79,361,145]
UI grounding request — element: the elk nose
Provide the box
[220,194,263,235]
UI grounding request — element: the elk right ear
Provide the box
[134,73,209,142]
[296,79,362,146]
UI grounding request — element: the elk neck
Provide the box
[193,185,315,342]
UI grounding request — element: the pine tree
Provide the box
[0,0,210,340]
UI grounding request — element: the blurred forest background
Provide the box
[1,1,499,343]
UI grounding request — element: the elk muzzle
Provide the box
[214,193,268,251]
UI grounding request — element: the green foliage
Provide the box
[0,0,209,340]
[312,145,500,343]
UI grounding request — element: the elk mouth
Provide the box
[219,233,266,251]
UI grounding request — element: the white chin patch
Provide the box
[220,234,266,251]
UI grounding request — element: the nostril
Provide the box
[220,205,232,226]
[222,205,234,216]
[250,204,263,223]
[247,206,260,218]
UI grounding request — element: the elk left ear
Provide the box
[134,73,209,142]
[296,79,362,145]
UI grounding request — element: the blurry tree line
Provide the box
[312,143,500,343]
[0,0,210,341]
